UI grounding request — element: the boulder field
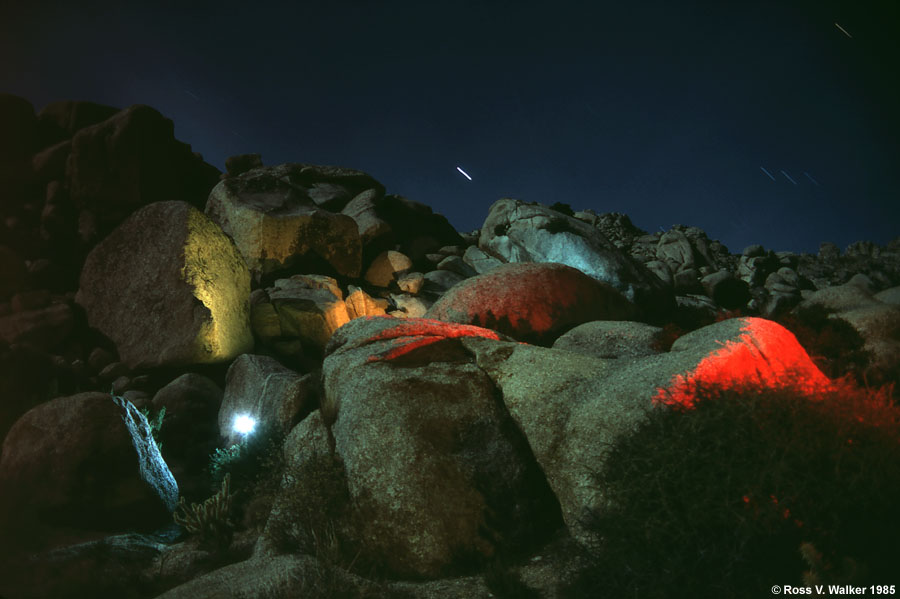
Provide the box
[1,94,899,598]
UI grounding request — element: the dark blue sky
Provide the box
[3,0,898,255]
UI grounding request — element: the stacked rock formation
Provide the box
[1,93,899,598]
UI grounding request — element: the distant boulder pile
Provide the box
[1,93,899,598]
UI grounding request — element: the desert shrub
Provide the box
[265,451,361,566]
[561,374,900,598]
[772,303,873,383]
[207,422,286,530]
[173,473,235,552]
[209,423,284,490]
[139,405,166,451]
[549,201,575,216]
[650,322,689,352]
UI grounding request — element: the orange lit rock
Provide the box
[363,250,413,287]
[344,286,388,320]
[268,284,349,355]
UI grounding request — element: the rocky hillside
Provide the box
[1,94,899,598]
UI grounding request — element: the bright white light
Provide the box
[456,166,472,181]
[233,414,257,436]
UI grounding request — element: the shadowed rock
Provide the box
[0,392,177,557]
[66,104,221,241]
[322,317,561,578]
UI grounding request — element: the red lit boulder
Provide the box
[478,198,675,318]
[76,201,253,370]
[205,163,370,282]
[465,316,833,542]
[425,262,640,346]
[321,316,562,578]
[0,392,178,556]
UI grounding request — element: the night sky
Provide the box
[3,0,898,255]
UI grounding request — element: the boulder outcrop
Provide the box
[478,198,676,319]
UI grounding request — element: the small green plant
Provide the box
[139,406,166,451]
[209,443,244,481]
[208,423,284,490]
[173,473,235,551]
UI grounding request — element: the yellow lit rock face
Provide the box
[181,208,255,362]
[75,201,254,369]
[205,175,363,282]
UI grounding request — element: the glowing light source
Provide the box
[233,414,257,436]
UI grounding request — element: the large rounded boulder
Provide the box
[321,317,563,578]
[425,262,640,346]
[0,393,177,556]
[478,198,675,319]
[76,201,253,369]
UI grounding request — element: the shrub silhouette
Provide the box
[561,373,900,598]
[206,422,287,532]
[173,473,235,552]
[772,303,873,383]
[209,423,284,490]
[549,201,575,216]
